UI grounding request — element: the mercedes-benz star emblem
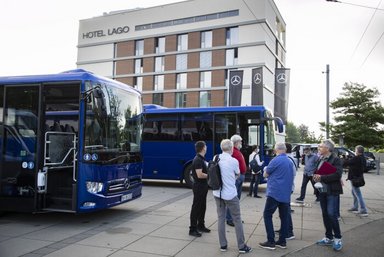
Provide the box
[277,73,287,83]
[231,75,242,86]
[123,178,130,189]
[253,73,262,84]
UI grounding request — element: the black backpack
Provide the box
[207,155,222,190]
[249,154,262,173]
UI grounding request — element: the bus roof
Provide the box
[0,69,140,95]
[143,104,269,114]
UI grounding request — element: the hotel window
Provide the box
[200,71,211,88]
[175,92,187,108]
[201,31,212,48]
[177,34,188,51]
[226,48,238,66]
[155,56,164,72]
[176,54,188,70]
[153,93,163,106]
[135,40,144,56]
[156,37,165,54]
[154,75,164,91]
[134,77,143,91]
[200,51,212,68]
[135,59,143,74]
[200,91,211,107]
[226,27,239,46]
[176,73,187,89]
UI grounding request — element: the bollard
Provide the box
[376,157,380,175]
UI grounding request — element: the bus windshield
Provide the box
[85,82,142,164]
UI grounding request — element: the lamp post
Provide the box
[324,64,330,139]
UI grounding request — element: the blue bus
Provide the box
[0,69,143,213]
[142,104,284,188]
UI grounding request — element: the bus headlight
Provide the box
[86,182,104,193]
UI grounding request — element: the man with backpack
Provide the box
[189,141,211,237]
[248,145,264,198]
[212,139,252,254]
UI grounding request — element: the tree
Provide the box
[330,82,384,148]
[298,124,318,143]
[285,121,300,143]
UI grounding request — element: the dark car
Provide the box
[334,147,376,172]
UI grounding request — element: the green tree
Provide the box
[330,82,384,148]
[285,121,300,143]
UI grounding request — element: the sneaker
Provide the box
[197,226,211,233]
[274,229,280,234]
[259,241,276,250]
[189,230,202,237]
[295,198,304,203]
[239,245,252,254]
[333,238,343,251]
[226,220,235,227]
[348,207,358,212]
[352,210,360,214]
[275,241,287,249]
[286,235,295,240]
[316,237,333,246]
[357,211,369,217]
[254,195,262,198]
[220,245,227,252]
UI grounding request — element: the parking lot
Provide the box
[1,167,384,257]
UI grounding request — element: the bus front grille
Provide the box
[106,177,141,195]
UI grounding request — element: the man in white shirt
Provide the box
[212,139,252,254]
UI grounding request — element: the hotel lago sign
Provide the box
[82,26,130,39]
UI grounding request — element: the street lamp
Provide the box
[322,65,330,139]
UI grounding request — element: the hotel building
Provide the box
[77,0,288,122]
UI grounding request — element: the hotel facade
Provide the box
[77,0,288,122]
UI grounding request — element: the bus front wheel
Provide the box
[183,164,194,188]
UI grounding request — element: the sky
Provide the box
[1,0,383,136]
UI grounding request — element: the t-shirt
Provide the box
[192,154,208,185]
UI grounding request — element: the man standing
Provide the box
[189,141,210,237]
[248,145,263,198]
[296,147,319,202]
[226,134,247,226]
[344,145,368,217]
[259,142,294,250]
[213,139,252,254]
[313,139,343,251]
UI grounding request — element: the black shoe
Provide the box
[226,220,235,227]
[259,241,276,250]
[295,198,304,203]
[254,195,262,198]
[220,245,227,252]
[274,229,280,234]
[239,244,252,253]
[189,230,202,237]
[247,193,252,197]
[275,241,287,249]
[197,226,211,233]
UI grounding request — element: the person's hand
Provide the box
[313,174,321,182]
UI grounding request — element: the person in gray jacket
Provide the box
[296,147,319,202]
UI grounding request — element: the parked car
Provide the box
[334,147,376,172]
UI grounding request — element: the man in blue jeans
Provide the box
[259,142,293,250]
[313,139,344,251]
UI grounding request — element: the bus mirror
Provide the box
[273,117,284,133]
[93,88,104,98]
[93,88,107,118]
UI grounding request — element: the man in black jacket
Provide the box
[313,139,343,251]
[343,145,368,217]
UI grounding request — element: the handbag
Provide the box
[351,176,365,187]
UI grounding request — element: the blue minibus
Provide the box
[0,69,143,213]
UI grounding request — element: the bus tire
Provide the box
[183,164,194,188]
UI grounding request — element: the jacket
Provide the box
[317,153,343,195]
[344,155,366,180]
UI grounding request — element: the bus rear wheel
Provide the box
[183,164,194,188]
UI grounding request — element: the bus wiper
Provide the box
[85,145,105,150]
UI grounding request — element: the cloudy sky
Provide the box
[1,0,383,136]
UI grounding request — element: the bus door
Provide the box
[41,84,79,212]
[0,85,40,212]
[213,113,237,155]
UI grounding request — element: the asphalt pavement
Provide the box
[0,165,383,257]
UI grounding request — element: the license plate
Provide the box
[121,193,132,202]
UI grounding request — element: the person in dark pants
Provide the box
[259,142,294,250]
[248,145,264,198]
[313,139,343,251]
[189,141,211,237]
[296,147,319,202]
